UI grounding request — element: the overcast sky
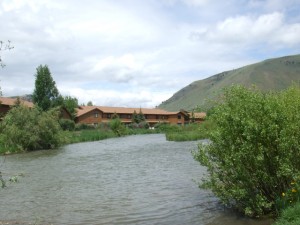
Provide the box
[0,0,299,107]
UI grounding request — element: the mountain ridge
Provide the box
[158,54,300,111]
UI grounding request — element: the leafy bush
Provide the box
[109,116,127,136]
[193,85,300,217]
[59,119,75,131]
[128,121,150,129]
[0,106,66,153]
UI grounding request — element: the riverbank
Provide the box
[0,122,210,155]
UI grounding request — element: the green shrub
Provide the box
[0,106,67,153]
[59,119,75,131]
[154,123,181,132]
[193,85,300,217]
[75,123,95,130]
[68,129,116,143]
[274,202,300,225]
[164,123,211,142]
[128,121,150,129]
[109,116,127,136]
[166,130,206,141]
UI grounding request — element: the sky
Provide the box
[0,0,300,107]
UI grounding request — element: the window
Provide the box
[177,115,182,119]
[127,114,131,119]
[156,115,160,119]
[94,113,99,118]
[107,114,111,118]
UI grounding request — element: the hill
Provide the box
[158,54,300,111]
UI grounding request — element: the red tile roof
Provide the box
[76,106,181,118]
[188,112,206,119]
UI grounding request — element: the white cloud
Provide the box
[190,12,300,47]
[64,87,172,108]
[182,0,209,6]
[0,0,300,108]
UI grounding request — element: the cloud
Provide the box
[0,0,300,108]
[190,12,300,47]
[64,87,172,108]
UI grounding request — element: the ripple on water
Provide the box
[0,134,271,225]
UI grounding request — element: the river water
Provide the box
[0,134,272,225]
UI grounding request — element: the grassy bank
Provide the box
[274,203,300,225]
[67,129,117,143]
[165,121,214,141]
[66,127,160,144]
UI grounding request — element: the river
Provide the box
[0,134,272,225]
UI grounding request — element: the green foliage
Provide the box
[274,202,300,225]
[128,121,150,129]
[154,123,181,132]
[68,129,116,143]
[132,109,146,124]
[165,121,213,141]
[59,119,75,131]
[165,123,211,141]
[0,105,67,153]
[75,123,96,130]
[62,96,78,119]
[32,65,60,111]
[132,110,139,123]
[87,101,93,106]
[193,85,300,217]
[275,180,300,213]
[109,115,127,137]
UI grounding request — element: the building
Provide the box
[75,106,188,126]
[188,112,206,123]
[0,96,72,120]
[0,97,34,116]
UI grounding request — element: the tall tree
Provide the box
[32,65,60,111]
[63,96,78,119]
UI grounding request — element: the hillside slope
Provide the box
[159,54,300,111]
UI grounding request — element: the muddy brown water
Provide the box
[0,134,273,225]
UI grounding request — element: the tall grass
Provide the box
[274,202,300,225]
[67,126,160,144]
[165,121,214,142]
[67,129,117,143]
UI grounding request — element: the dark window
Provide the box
[94,113,98,118]
[156,115,160,119]
[177,115,182,119]
[127,114,131,119]
[107,114,111,118]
